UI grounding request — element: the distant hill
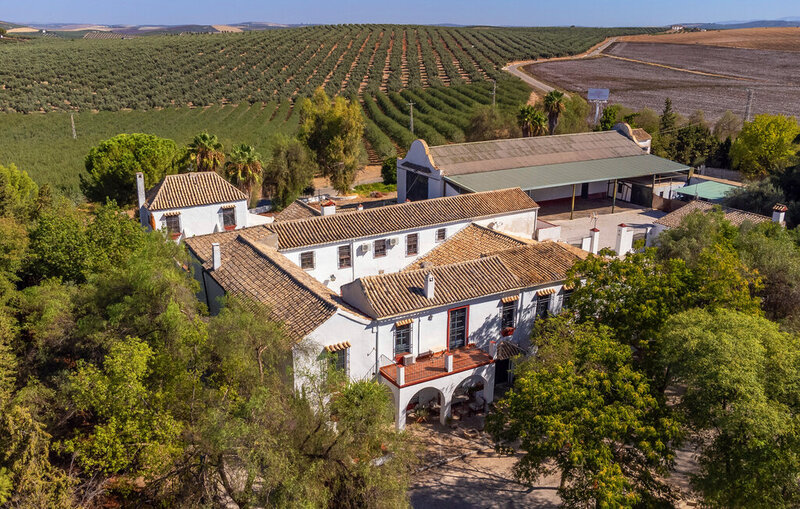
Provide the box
[0,20,298,36]
[694,19,800,30]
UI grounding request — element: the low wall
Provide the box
[652,195,687,213]
[697,167,741,182]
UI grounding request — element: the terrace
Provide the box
[379,344,496,430]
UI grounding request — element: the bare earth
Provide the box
[619,27,800,52]
[526,37,800,121]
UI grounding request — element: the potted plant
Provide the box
[501,326,515,337]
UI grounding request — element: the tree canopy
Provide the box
[79,133,182,206]
[298,87,366,195]
[263,135,316,210]
[731,114,800,179]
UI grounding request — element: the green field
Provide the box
[0,24,661,196]
[0,24,659,112]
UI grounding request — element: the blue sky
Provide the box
[2,0,797,26]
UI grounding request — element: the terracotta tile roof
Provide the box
[492,243,588,287]
[406,226,586,286]
[274,200,321,221]
[145,171,247,211]
[631,128,652,142]
[344,256,522,319]
[266,188,538,250]
[654,200,771,229]
[379,346,493,387]
[184,226,274,263]
[405,224,530,270]
[201,234,344,339]
[426,131,645,176]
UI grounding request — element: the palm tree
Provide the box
[543,90,566,135]
[225,144,263,203]
[517,105,537,137]
[188,132,225,172]
[529,110,548,137]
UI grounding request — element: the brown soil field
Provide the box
[619,27,800,52]
[527,41,800,122]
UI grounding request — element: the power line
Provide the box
[407,101,415,136]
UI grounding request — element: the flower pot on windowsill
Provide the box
[501,327,515,337]
[224,225,237,231]
[170,232,181,240]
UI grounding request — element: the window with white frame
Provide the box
[406,233,418,256]
[448,307,468,350]
[300,251,315,270]
[501,300,516,329]
[394,323,412,355]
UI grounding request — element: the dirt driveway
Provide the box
[410,450,561,508]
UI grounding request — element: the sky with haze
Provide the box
[2,0,797,27]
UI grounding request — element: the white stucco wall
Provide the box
[145,200,250,239]
[396,140,445,202]
[281,210,537,292]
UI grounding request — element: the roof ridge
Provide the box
[427,129,625,151]
[364,253,508,281]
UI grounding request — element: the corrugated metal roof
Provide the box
[427,131,645,176]
[675,181,738,201]
[443,154,690,193]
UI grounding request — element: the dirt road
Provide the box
[502,37,617,94]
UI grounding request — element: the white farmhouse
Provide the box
[184,190,587,430]
[136,171,271,240]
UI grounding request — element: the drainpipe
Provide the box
[374,325,380,380]
[351,239,356,283]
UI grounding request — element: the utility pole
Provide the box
[408,101,415,136]
[491,79,496,109]
[744,88,754,122]
[70,113,77,139]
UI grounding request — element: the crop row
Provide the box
[0,24,659,112]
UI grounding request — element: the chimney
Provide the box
[321,200,336,216]
[615,223,634,257]
[356,203,364,211]
[212,243,221,270]
[424,272,435,300]
[136,172,146,209]
[589,227,600,255]
[773,203,788,225]
[445,353,454,372]
[396,365,405,386]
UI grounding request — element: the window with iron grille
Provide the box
[222,208,236,230]
[406,233,418,256]
[436,228,446,242]
[374,239,387,258]
[335,349,347,372]
[165,215,181,235]
[300,251,315,270]
[501,300,516,329]
[448,307,467,350]
[338,245,352,269]
[536,295,551,320]
[395,324,411,355]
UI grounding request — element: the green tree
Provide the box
[381,156,398,185]
[488,317,680,507]
[225,143,263,204]
[0,163,38,220]
[597,104,620,131]
[731,114,800,179]
[517,105,547,137]
[543,90,566,135]
[554,95,591,134]
[298,87,366,195]
[25,206,91,283]
[263,135,316,210]
[465,105,520,142]
[187,131,225,173]
[660,309,800,506]
[724,178,786,217]
[713,110,743,140]
[80,133,181,206]
[656,205,738,266]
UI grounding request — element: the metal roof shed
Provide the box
[675,181,739,203]
[443,154,690,193]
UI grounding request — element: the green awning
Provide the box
[675,181,740,202]
[443,154,690,193]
